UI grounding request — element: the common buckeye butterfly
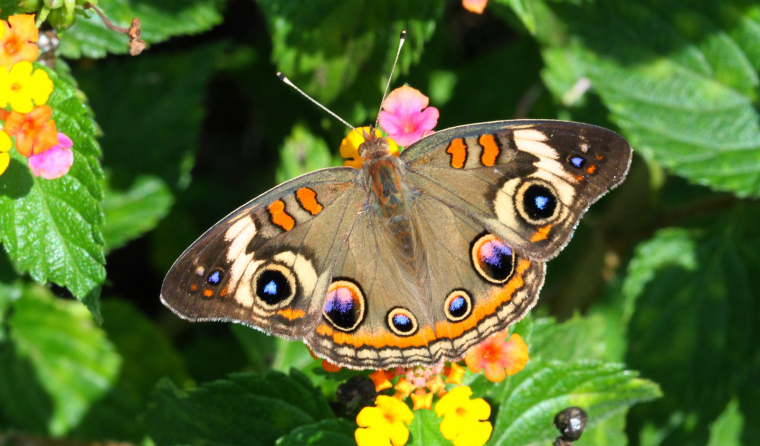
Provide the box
[161,117,631,369]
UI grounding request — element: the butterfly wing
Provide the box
[161,167,365,340]
[400,120,632,261]
[306,190,545,369]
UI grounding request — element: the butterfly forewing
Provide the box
[401,120,632,261]
[161,167,364,339]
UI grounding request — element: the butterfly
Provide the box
[161,120,631,369]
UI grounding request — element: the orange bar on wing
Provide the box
[296,187,323,215]
[446,138,467,169]
[268,199,295,231]
[278,308,306,320]
[479,134,499,167]
[530,224,552,242]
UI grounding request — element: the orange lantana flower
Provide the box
[0,14,39,67]
[4,105,58,156]
[369,370,394,392]
[462,0,488,14]
[465,331,529,383]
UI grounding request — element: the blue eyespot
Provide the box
[207,270,223,286]
[255,267,294,306]
[472,234,516,284]
[393,314,411,327]
[323,279,365,332]
[387,308,418,335]
[263,280,278,296]
[522,184,557,221]
[569,155,586,168]
[445,290,472,321]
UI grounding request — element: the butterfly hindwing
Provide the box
[306,190,545,369]
[401,120,632,261]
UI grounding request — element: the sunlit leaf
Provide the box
[0,285,120,436]
[103,175,173,252]
[72,298,189,442]
[256,0,443,104]
[59,0,225,58]
[541,0,760,197]
[625,204,760,443]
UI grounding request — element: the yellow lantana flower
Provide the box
[0,61,54,113]
[340,126,399,169]
[355,395,414,446]
[0,131,11,175]
[435,386,493,446]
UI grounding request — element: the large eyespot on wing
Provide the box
[160,167,365,339]
[400,119,632,260]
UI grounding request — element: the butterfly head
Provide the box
[358,127,392,163]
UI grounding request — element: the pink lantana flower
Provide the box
[378,85,439,146]
[27,132,73,179]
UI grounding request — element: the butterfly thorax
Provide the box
[360,134,421,272]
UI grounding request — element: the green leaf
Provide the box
[0,1,18,17]
[72,298,189,442]
[256,0,443,104]
[231,324,318,375]
[230,324,278,372]
[0,62,105,310]
[408,408,447,446]
[578,412,629,446]
[541,0,760,197]
[276,123,333,183]
[461,316,658,445]
[707,400,744,446]
[103,175,174,252]
[276,418,356,446]
[620,228,697,324]
[0,285,120,436]
[59,0,225,59]
[527,315,621,363]
[488,361,661,446]
[624,205,760,443]
[493,0,537,34]
[145,370,335,446]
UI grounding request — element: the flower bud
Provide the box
[47,6,77,30]
[17,0,41,13]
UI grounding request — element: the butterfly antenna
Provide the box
[277,72,355,131]
[374,29,407,129]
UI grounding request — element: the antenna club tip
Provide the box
[400,30,407,39]
[276,71,286,80]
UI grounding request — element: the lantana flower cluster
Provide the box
[347,330,528,446]
[0,14,72,179]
